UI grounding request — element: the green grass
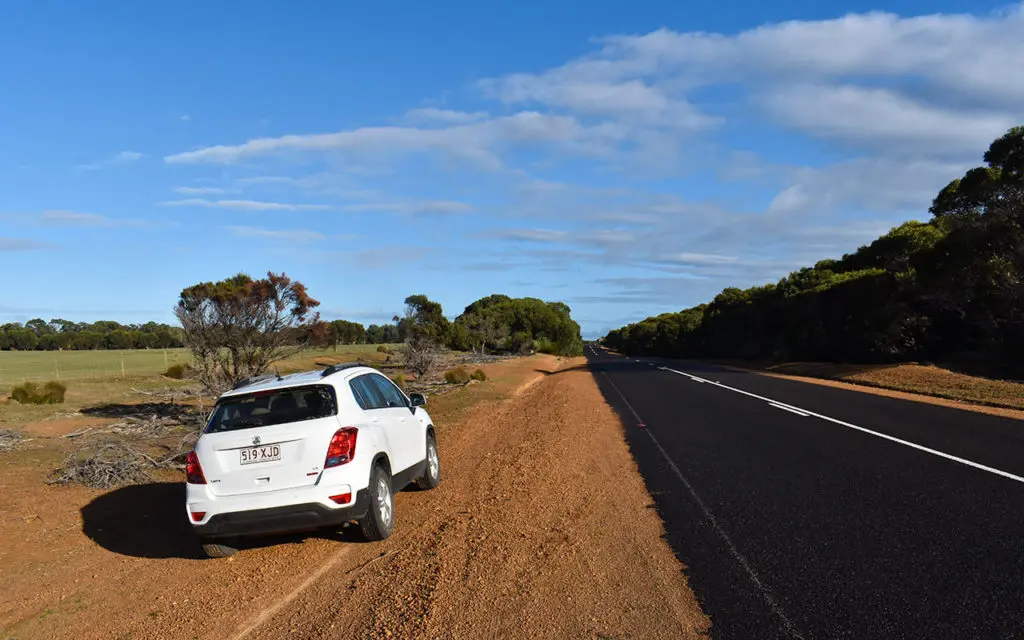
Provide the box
[0,349,192,386]
[0,344,403,387]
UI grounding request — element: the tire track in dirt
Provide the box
[231,548,354,640]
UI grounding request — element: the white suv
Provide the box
[184,362,440,558]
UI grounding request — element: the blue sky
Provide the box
[1,0,1020,338]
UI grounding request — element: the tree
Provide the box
[398,295,450,345]
[397,295,449,377]
[174,272,321,393]
[450,294,583,355]
[327,320,366,349]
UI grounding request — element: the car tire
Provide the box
[416,434,441,490]
[359,465,395,541]
[202,540,238,558]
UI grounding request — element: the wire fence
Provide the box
[0,344,397,387]
[0,349,192,386]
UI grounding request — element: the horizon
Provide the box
[2,0,1020,340]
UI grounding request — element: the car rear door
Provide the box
[349,373,416,473]
[367,373,421,474]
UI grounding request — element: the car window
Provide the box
[370,374,408,408]
[205,385,337,433]
[350,374,386,410]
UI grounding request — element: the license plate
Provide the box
[240,445,281,465]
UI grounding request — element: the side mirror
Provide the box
[409,393,426,407]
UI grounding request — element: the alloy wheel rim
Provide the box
[428,444,439,479]
[377,477,392,525]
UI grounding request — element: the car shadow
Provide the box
[81,482,369,559]
[81,482,206,559]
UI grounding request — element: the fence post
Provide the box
[121,351,126,378]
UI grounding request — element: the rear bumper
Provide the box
[193,488,369,540]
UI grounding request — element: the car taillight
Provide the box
[190,511,206,522]
[329,493,352,504]
[186,450,206,484]
[324,427,358,468]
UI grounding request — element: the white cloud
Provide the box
[764,156,969,215]
[404,108,489,124]
[38,210,152,228]
[223,225,327,242]
[761,85,1014,156]
[234,174,379,199]
[77,150,144,171]
[0,237,53,251]
[174,186,226,195]
[159,198,332,211]
[491,228,569,243]
[343,200,474,216]
[474,6,1024,160]
[164,112,612,168]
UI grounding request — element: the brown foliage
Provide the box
[174,271,321,393]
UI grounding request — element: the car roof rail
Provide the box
[316,361,363,377]
[231,373,279,390]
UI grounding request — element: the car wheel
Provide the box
[359,465,395,541]
[202,540,238,558]
[416,434,441,490]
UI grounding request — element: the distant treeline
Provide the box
[605,126,1024,378]
[2,294,584,357]
[328,293,584,356]
[0,320,184,351]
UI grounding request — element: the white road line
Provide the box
[600,371,805,640]
[770,403,809,417]
[659,367,1024,484]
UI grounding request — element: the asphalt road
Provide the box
[586,345,1024,640]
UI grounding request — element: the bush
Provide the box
[11,381,67,405]
[471,368,487,381]
[444,367,471,384]
[391,373,407,391]
[377,345,392,354]
[405,342,440,377]
[509,331,533,354]
[163,363,190,379]
[535,338,558,355]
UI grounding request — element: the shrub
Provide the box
[163,363,189,379]
[471,368,487,381]
[405,342,440,377]
[391,373,407,391]
[535,338,558,355]
[509,331,533,354]
[11,381,66,405]
[444,366,471,384]
[377,345,391,354]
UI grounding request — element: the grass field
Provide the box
[0,345,400,387]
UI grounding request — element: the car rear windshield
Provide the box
[205,384,338,434]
